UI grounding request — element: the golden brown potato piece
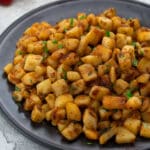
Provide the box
[109,66,116,83]
[123,118,141,135]
[45,94,55,109]
[136,73,150,84]
[64,38,79,51]
[52,79,69,96]
[67,71,81,81]
[116,33,128,49]
[66,102,81,121]
[46,66,57,82]
[79,64,97,82]
[102,8,116,18]
[140,82,150,96]
[99,107,112,121]
[116,127,136,144]
[4,63,13,74]
[61,122,82,141]
[113,79,129,95]
[102,96,126,109]
[57,120,70,132]
[140,122,150,138]
[137,28,150,42]
[92,45,112,62]
[117,26,134,36]
[102,36,115,49]
[74,95,91,107]
[112,16,122,31]
[142,47,150,59]
[83,108,97,130]
[138,57,150,73]
[66,26,83,38]
[89,86,110,101]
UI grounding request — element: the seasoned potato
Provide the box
[140,122,150,138]
[61,122,82,141]
[140,82,150,96]
[4,63,13,74]
[117,26,134,36]
[52,79,69,96]
[79,64,97,82]
[138,58,150,73]
[99,107,112,121]
[137,28,150,42]
[109,66,116,83]
[124,118,141,135]
[67,71,81,81]
[55,94,73,108]
[116,33,127,49]
[102,36,115,49]
[65,38,79,51]
[116,127,136,144]
[66,102,81,121]
[102,96,126,109]
[45,94,55,109]
[142,47,150,59]
[136,73,150,84]
[66,26,83,38]
[57,120,70,132]
[74,95,91,107]
[46,66,57,82]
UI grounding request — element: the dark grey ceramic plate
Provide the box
[0,0,150,149]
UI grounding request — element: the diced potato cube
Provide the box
[117,26,134,36]
[99,127,117,144]
[24,54,43,71]
[74,95,91,107]
[89,86,110,101]
[52,79,69,96]
[65,38,79,51]
[116,127,136,144]
[137,28,150,42]
[126,96,142,110]
[4,63,13,74]
[92,45,112,62]
[70,79,85,95]
[45,94,55,109]
[116,33,128,49]
[138,58,150,73]
[142,112,150,123]
[124,118,141,135]
[46,66,57,82]
[113,79,129,95]
[102,8,116,18]
[140,122,150,138]
[140,82,150,96]
[143,47,150,59]
[67,71,81,81]
[61,122,82,141]
[79,64,97,82]
[57,120,70,132]
[102,36,115,49]
[55,94,73,108]
[36,79,51,95]
[31,105,45,123]
[109,66,116,83]
[66,26,83,38]
[136,74,150,84]
[102,96,126,109]
[81,55,102,66]
[99,107,112,121]
[66,102,81,121]
[12,91,23,102]
[83,108,97,130]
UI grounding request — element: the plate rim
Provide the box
[0,0,150,150]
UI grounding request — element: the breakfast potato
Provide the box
[138,58,150,73]
[140,122,150,138]
[117,26,134,36]
[4,63,13,74]
[140,82,150,96]
[74,95,91,107]
[66,26,83,38]
[102,36,115,49]
[136,73,150,84]
[137,28,150,42]
[67,71,81,81]
[64,38,79,51]
[46,66,57,82]
[45,94,55,109]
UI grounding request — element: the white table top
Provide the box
[0,0,149,149]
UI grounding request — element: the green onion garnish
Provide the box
[125,89,133,99]
[70,18,74,27]
[105,31,110,37]
[52,39,58,44]
[132,58,138,67]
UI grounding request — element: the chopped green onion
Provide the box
[70,18,74,27]
[58,44,63,49]
[79,15,86,20]
[15,86,20,91]
[125,89,133,99]
[132,42,136,47]
[52,39,58,44]
[105,31,110,37]
[17,50,24,55]
[132,58,138,67]
[86,142,93,145]
[43,41,49,54]
[62,68,67,80]
[64,28,67,33]
[139,49,144,56]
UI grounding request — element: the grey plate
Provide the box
[0,0,150,150]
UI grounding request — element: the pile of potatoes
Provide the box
[4,8,150,144]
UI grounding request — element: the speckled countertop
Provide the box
[0,0,149,150]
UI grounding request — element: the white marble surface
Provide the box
[0,0,150,150]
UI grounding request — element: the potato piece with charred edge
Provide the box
[66,102,81,121]
[46,66,57,82]
[138,58,150,73]
[102,36,115,49]
[67,71,81,81]
[74,95,91,107]
[136,73,150,84]
[140,82,150,96]
[140,122,150,138]
[117,26,134,36]
[61,122,82,141]
[102,96,126,109]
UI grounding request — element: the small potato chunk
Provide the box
[92,45,112,62]
[116,33,127,49]
[66,26,83,38]
[57,120,70,132]
[66,102,81,121]
[79,64,97,82]
[55,94,73,108]
[137,28,150,42]
[113,79,129,95]
[102,37,115,49]
[12,91,23,102]
[74,95,91,107]
[24,54,43,71]
[142,47,150,59]
[37,79,51,95]
[116,127,136,144]
[102,96,126,109]
[52,79,69,96]
[81,55,102,66]
[45,94,55,109]
[99,107,112,121]
[109,66,116,83]
[61,122,82,141]
[124,118,141,135]
[142,112,150,123]
[97,16,112,30]
[126,96,142,110]
[46,66,57,82]
[4,63,13,74]
[136,74,150,84]
[47,40,58,53]
[140,122,150,138]
[99,127,117,144]
[31,105,45,123]
[70,79,85,95]
[65,38,79,51]
[140,82,150,96]
[89,86,110,101]
[83,108,97,130]
[117,26,134,36]
[138,58,150,73]
[67,71,81,81]
[83,127,99,140]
